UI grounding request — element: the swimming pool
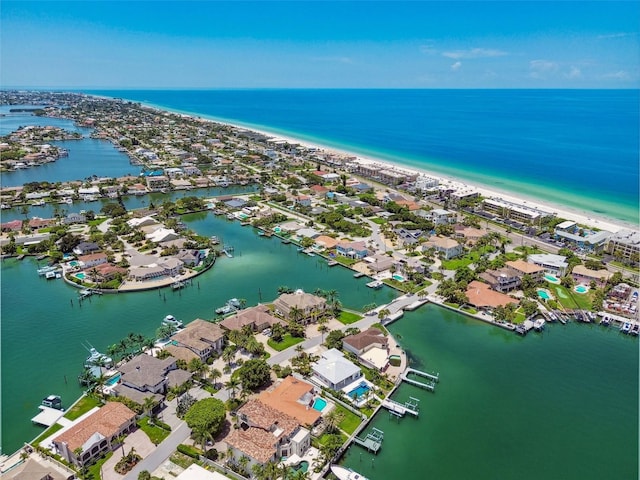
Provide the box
[575,285,589,294]
[68,260,79,267]
[75,273,86,279]
[312,397,327,412]
[291,461,309,473]
[392,274,405,282]
[348,382,370,399]
[106,373,121,386]
[537,290,550,300]
[544,274,560,283]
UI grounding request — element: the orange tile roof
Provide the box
[53,402,136,452]
[225,427,277,464]
[505,260,545,274]
[237,399,299,437]
[259,376,321,426]
[465,280,519,309]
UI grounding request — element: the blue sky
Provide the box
[2,1,638,88]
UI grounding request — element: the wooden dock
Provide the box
[401,368,438,391]
[381,398,420,417]
[353,428,384,454]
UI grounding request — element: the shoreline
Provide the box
[116,95,636,233]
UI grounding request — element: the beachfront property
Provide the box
[342,328,389,371]
[312,348,363,390]
[478,267,522,293]
[554,221,611,252]
[225,399,311,475]
[414,174,440,191]
[52,402,137,467]
[164,319,225,362]
[273,289,328,324]
[482,197,554,225]
[571,264,612,288]
[425,208,457,226]
[258,375,322,427]
[605,229,640,264]
[219,304,286,332]
[465,280,519,312]
[336,240,368,259]
[113,354,178,404]
[422,235,463,260]
[528,253,569,277]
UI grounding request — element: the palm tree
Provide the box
[192,425,213,452]
[113,433,127,456]
[317,324,329,343]
[224,377,240,399]
[238,455,250,475]
[222,345,237,368]
[289,305,303,324]
[142,396,156,419]
[324,409,344,434]
[209,368,222,388]
[377,308,391,321]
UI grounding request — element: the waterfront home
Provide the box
[365,254,395,274]
[73,241,101,256]
[342,328,389,371]
[146,175,170,191]
[258,375,322,427]
[336,240,368,259]
[505,259,545,281]
[0,219,22,232]
[605,229,640,264]
[175,248,205,267]
[219,304,285,332]
[92,263,128,282]
[312,348,363,390]
[127,215,160,228]
[273,289,328,324]
[225,399,311,474]
[571,264,612,288]
[114,354,177,404]
[3,456,69,480]
[478,267,522,293]
[52,402,136,468]
[482,197,553,225]
[314,235,339,250]
[528,253,569,277]
[165,319,225,362]
[78,252,108,269]
[28,217,56,230]
[465,280,519,311]
[146,227,179,243]
[63,212,87,224]
[127,183,149,195]
[422,235,463,260]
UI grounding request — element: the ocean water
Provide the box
[88,89,640,225]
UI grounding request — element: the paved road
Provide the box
[123,422,190,480]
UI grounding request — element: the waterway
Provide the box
[0,212,396,454]
[342,305,639,480]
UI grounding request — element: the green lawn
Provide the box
[370,217,387,225]
[138,417,171,445]
[441,246,495,270]
[267,333,304,352]
[88,451,113,480]
[334,404,362,435]
[338,310,363,325]
[64,395,101,420]
[335,256,359,266]
[460,306,478,314]
[88,218,108,226]
[550,285,592,310]
[33,422,64,444]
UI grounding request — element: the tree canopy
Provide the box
[237,358,272,391]
[184,397,226,436]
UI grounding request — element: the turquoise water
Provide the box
[392,274,404,282]
[312,398,327,412]
[106,373,121,386]
[544,274,559,283]
[341,306,638,480]
[348,382,370,399]
[537,290,550,300]
[74,273,85,279]
[291,460,309,473]
[0,213,396,454]
[89,89,640,224]
[575,285,589,294]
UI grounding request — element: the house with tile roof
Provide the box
[52,402,136,467]
[113,354,177,405]
[479,267,522,293]
[165,319,225,362]
[505,259,545,281]
[219,305,285,332]
[273,290,328,325]
[465,280,519,311]
[423,235,463,260]
[342,328,389,371]
[258,376,321,427]
[225,399,311,475]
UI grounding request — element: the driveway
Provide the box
[102,428,155,480]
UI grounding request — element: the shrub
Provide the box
[177,444,201,459]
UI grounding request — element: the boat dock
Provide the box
[31,406,66,427]
[381,397,420,418]
[222,245,234,258]
[353,428,384,454]
[401,368,439,391]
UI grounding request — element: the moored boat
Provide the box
[41,394,63,410]
[84,347,113,368]
[330,465,369,480]
[366,280,383,289]
[162,314,184,329]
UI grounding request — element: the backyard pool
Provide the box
[68,260,79,267]
[348,382,370,399]
[106,373,121,386]
[537,290,550,300]
[575,285,589,294]
[392,274,405,282]
[312,397,327,412]
[290,461,309,473]
[544,274,560,283]
[74,273,86,280]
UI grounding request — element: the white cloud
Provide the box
[602,70,631,80]
[597,32,636,39]
[442,48,508,59]
[564,66,582,79]
[420,42,438,55]
[313,56,353,64]
[529,59,559,79]
[450,61,462,71]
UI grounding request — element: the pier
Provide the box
[222,245,234,257]
[400,368,439,391]
[353,428,384,454]
[381,397,420,417]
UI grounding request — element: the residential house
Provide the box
[294,195,311,207]
[314,235,339,250]
[63,212,87,225]
[571,264,612,288]
[127,216,160,229]
[52,402,136,467]
[342,328,389,371]
[165,319,225,362]
[175,249,205,267]
[78,252,108,269]
[465,280,519,312]
[528,253,569,277]
[225,400,310,475]
[92,263,128,282]
[336,241,368,259]
[505,260,545,281]
[220,305,285,332]
[146,175,170,191]
[1,219,22,232]
[427,208,457,226]
[146,227,179,244]
[454,226,489,245]
[312,348,362,390]
[479,267,522,293]
[423,235,463,260]
[273,290,328,324]
[28,217,56,230]
[73,241,101,256]
[309,185,329,197]
[258,376,321,427]
[113,354,177,405]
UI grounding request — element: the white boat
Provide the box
[41,394,63,410]
[37,265,58,275]
[162,314,184,329]
[330,465,369,480]
[32,200,46,206]
[215,298,241,315]
[45,271,57,279]
[0,203,10,209]
[84,347,113,368]
[533,318,545,331]
[366,280,384,289]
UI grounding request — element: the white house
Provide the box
[312,348,362,390]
